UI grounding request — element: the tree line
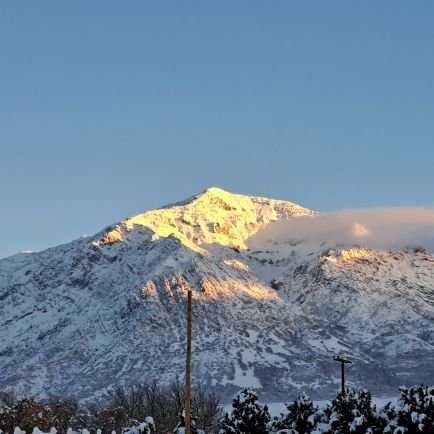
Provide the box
[2,383,434,434]
[221,385,434,434]
[0,381,221,434]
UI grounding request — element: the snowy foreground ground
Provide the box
[223,397,398,417]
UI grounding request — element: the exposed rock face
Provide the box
[0,187,433,402]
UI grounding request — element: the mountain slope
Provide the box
[0,188,433,402]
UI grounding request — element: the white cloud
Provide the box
[250,207,434,252]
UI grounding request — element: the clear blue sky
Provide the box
[1,1,434,258]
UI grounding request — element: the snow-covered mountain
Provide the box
[1,187,434,402]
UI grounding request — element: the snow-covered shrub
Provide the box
[172,411,205,434]
[48,399,81,433]
[384,385,434,434]
[269,393,318,434]
[122,416,155,434]
[319,389,380,434]
[93,406,136,433]
[219,388,270,434]
[0,398,53,434]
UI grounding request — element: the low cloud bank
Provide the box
[251,208,434,252]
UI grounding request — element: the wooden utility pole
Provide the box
[185,289,192,434]
[333,355,352,395]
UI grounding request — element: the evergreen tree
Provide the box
[219,389,270,434]
[321,389,380,434]
[384,385,434,434]
[270,393,317,434]
[374,401,395,434]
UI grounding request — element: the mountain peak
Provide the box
[198,186,229,196]
[166,186,242,208]
[97,188,314,251]
[170,187,312,214]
